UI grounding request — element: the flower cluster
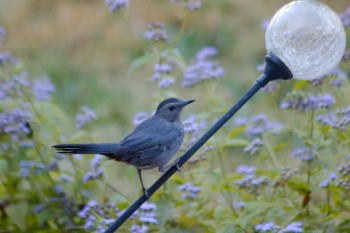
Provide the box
[182,114,207,145]
[244,137,264,155]
[129,202,158,232]
[339,6,350,28]
[280,92,335,112]
[290,147,314,162]
[255,221,303,233]
[0,26,5,44]
[316,105,350,130]
[181,114,212,163]
[170,0,202,12]
[1,70,55,101]
[272,167,295,187]
[178,182,202,199]
[32,76,56,101]
[83,154,104,183]
[75,106,98,129]
[105,0,129,13]
[0,106,33,143]
[0,51,18,66]
[151,50,178,89]
[181,47,224,87]
[319,172,338,188]
[234,113,283,138]
[144,22,168,42]
[235,165,268,195]
[336,161,350,190]
[255,221,279,233]
[233,114,281,155]
[78,200,119,232]
[280,221,304,233]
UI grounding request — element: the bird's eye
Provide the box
[168,106,175,111]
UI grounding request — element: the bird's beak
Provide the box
[182,99,195,106]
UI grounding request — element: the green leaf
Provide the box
[293,80,309,91]
[223,138,249,148]
[287,179,310,193]
[5,202,29,232]
[0,159,8,175]
[228,126,246,138]
[128,54,153,74]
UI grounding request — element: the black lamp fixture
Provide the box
[105,1,346,232]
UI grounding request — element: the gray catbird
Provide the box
[53,98,194,196]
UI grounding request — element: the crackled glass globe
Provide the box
[265,0,346,80]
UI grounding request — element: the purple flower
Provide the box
[139,212,158,224]
[182,47,224,87]
[158,77,176,89]
[336,162,350,190]
[75,106,98,129]
[60,174,74,182]
[281,92,335,112]
[256,61,266,72]
[83,167,103,183]
[262,82,278,93]
[182,114,207,148]
[170,0,202,12]
[0,26,6,42]
[151,50,178,89]
[233,117,248,126]
[317,105,350,130]
[140,202,157,211]
[105,0,129,13]
[343,49,350,61]
[91,154,103,170]
[319,179,330,188]
[290,147,314,162]
[317,94,335,108]
[19,160,35,177]
[84,215,96,230]
[236,165,256,174]
[0,107,33,141]
[33,204,45,213]
[243,138,264,155]
[279,221,303,233]
[178,182,202,199]
[255,221,279,233]
[261,19,270,31]
[245,113,282,138]
[233,201,246,210]
[144,22,168,42]
[130,224,149,233]
[32,76,55,101]
[0,51,18,66]
[235,166,268,194]
[339,7,350,28]
[154,63,173,73]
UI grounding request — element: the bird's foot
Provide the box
[143,187,150,200]
[159,157,182,173]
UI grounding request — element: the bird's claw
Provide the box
[143,188,150,199]
[159,157,182,173]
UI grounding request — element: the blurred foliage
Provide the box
[1,0,350,232]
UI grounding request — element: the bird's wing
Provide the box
[119,119,183,159]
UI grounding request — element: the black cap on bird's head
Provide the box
[155,98,195,122]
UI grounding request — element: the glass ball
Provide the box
[265,0,346,80]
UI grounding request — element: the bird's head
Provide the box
[155,98,195,122]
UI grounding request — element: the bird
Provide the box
[52,98,195,197]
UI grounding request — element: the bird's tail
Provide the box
[52,143,120,158]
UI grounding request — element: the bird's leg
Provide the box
[137,169,149,199]
[159,157,182,173]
